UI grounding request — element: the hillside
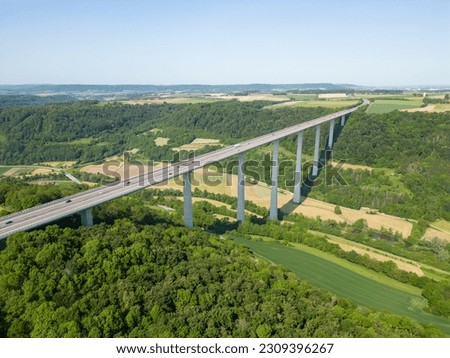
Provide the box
[0,101,334,164]
[0,198,444,338]
[1,96,449,337]
[325,110,450,221]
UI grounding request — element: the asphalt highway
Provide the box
[0,99,369,239]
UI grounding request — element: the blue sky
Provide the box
[0,0,449,86]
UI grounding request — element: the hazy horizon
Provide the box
[1,83,449,90]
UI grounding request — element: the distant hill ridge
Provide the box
[0,83,361,95]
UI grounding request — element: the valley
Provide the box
[0,89,449,337]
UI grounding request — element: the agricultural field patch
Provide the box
[423,227,450,244]
[230,235,450,334]
[431,219,450,233]
[318,93,348,99]
[80,161,161,180]
[0,166,12,176]
[154,137,169,146]
[321,233,424,276]
[120,97,223,105]
[30,168,54,176]
[267,99,359,110]
[2,167,35,177]
[287,94,318,101]
[209,93,290,102]
[2,167,21,176]
[39,161,77,168]
[329,161,373,172]
[156,169,413,236]
[366,99,424,114]
[173,138,221,152]
[401,103,450,113]
[56,137,94,145]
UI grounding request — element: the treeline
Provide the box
[237,221,430,289]
[423,94,449,105]
[334,110,449,168]
[321,110,450,221]
[0,100,334,164]
[2,178,448,273]
[0,181,85,214]
[235,220,450,318]
[308,163,450,222]
[141,187,450,276]
[0,200,444,337]
[0,94,76,109]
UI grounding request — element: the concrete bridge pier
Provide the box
[328,119,335,149]
[183,172,193,227]
[80,208,93,227]
[293,130,304,204]
[270,140,279,220]
[341,115,346,126]
[237,152,246,222]
[312,124,321,177]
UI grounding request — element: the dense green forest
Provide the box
[323,110,450,221]
[0,100,334,164]
[1,180,449,324]
[5,98,447,222]
[1,97,449,336]
[0,95,76,109]
[212,108,449,222]
[0,196,445,337]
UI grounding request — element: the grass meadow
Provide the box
[231,235,450,334]
[366,99,423,114]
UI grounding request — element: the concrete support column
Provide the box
[237,152,245,222]
[80,208,93,227]
[312,124,321,177]
[270,140,279,220]
[293,131,304,204]
[341,115,346,126]
[183,172,193,228]
[328,119,335,149]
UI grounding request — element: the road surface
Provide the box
[0,99,369,239]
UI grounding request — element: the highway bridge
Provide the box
[0,99,370,240]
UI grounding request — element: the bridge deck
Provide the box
[0,99,369,239]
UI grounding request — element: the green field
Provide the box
[0,166,12,175]
[51,137,95,146]
[434,103,450,112]
[267,99,360,110]
[432,219,450,233]
[366,99,423,114]
[287,94,318,101]
[231,235,450,334]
